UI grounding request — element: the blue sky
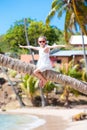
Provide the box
[0,0,65,35]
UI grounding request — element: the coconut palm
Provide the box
[46,0,87,76]
[0,54,87,95]
[46,0,87,39]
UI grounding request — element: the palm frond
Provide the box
[72,0,87,35]
[46,8,56,25]
[57,3,68,17]
[64,10,73,41]
[52,0,60,8]
[46,0,66,25]
[82,68,87,81]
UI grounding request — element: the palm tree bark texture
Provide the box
[0,54,87,95]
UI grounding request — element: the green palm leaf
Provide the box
[52,0,59,8]
[65,10,74,41]
[46,9,56,25]
[46,0,67,25]
[46,0,87,41]
[72,0,87,35]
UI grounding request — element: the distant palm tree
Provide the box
[46,0,87,75]
[46,0,87,40]
[72,1,87,75]
[0,54,87,95]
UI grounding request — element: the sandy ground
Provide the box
[0,72,87,130]
[1,107,87,130]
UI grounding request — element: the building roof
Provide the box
[69,35,87,45]
[50,50,87,57]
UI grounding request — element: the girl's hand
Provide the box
[19,44,24,48]
[61,45,66,48]
[53,43,56,46]
[53,43,66,48]
[65,45,68,48]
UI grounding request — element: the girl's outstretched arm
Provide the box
[44,44,66,53]
[19,44,39,51]
[48,43,66,49]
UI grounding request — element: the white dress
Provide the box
[36,47,52,72]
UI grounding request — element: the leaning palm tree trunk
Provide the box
[0,54,87,95]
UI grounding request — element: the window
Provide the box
[57,60,61,64]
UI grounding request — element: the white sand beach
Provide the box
[0,71,87,130]
[2,107,87,130]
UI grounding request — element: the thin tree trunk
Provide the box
[24,19,46,107]
[81,32,87,76]
[1,67,25,107]
[24,18,35,64]
[39,87,46,107]
[0,54,87,95]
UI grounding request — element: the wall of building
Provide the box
[20,54,86,65]
[20,54,39,63]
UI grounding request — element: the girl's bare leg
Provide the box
[33,69,47,86]
[39,80,44,87]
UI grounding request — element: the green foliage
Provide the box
[46,0,87,42]
[4,23,26,47]
[56,58,86,104]
[82,69,87,82]
[0,35,8,53]
[43,81,56,93]
[2,18,65,55]
[72,0,87,35]
[0,48,2,52]
[27,21,62,45]
[28,21,45,45]
[68,69,82,80]
[8,69,17,78]
[20,74,38,99]
[70,87,80,97]
[42,81,57,100]
[67,61,82,80]
[27,75,37,94]
[20,74,58,103]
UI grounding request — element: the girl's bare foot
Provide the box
[39,80,44,87]
[39,79,47,88]
[42,79,47,87]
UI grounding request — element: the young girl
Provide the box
[19,36,65,87]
